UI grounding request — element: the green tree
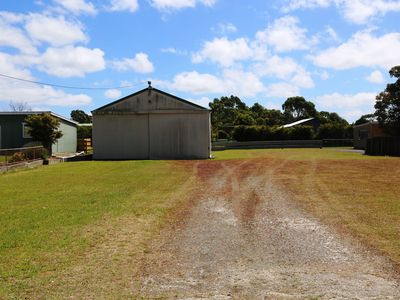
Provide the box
[374,66,400,136]
[317,111,348,126]
[282,96,317,122]
[354,113,375,125]
[24,113,63,154]
[71,110,92,123]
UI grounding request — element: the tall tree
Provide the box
[354,113,375,125]
[70,110,92,123]
[9,101,32,112]
[282,96,317,122]
[374,66,400,136]
[24,113,63,154]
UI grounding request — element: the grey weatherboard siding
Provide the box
[92,87,211,160]
[0,112,77,153]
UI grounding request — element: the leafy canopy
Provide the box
[374,65,400,136]
[71,110,92,124]
[24,113,63,152]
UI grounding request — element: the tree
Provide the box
[282,96,317,122]
[71,110,92,123]
[374,66,400,136]
[9,101,32,112]
[354,113,375,125]
[24,113,63,154]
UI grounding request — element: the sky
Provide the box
[0,0,399,122]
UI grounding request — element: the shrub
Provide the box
[290,125,314,140]
[8,152,26,163]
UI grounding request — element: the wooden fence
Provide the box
[77,138,92,153]
[366,137,400,156]
[0,146,44,170]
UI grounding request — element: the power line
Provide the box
[0,73,145,90]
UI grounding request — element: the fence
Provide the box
[366,137,400,156]
[212,140,323,151]
[77,138,92,153]
[0,146,45,169]
[322,139,354,147]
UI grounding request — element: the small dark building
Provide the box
[353,121,386,149]
[0,111,78,153]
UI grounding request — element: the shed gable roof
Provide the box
[92,87,209,114]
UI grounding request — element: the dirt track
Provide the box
[137,159,400,299]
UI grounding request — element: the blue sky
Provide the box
[0,0,400,122]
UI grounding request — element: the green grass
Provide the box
[213,147,394,161]
[0,161,192,298]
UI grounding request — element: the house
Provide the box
[282,117,320,130]
[0,111,78,153]
[353,121,386,149]
[92,84,211,160]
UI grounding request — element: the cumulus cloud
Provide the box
[109,0,139,12]
[255,16,316,52]
[315,91,378,121]
[192,37,253,67]
[169,69,265,98]
[366,70,385,83]
[53,0,97,15]
[311,31,400,70]
[112,52,154,73]
[25,14,87,46]
[188,96,211,109]
[265,82,300,98]
[38,46,105,77]
[0,17,37,54]
[149,0,217,11]
[0,53,91,107]
[104,89,122,99]
[282,0,400,24]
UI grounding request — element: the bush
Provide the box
[316,123,352,139]
[77,126,92,139]
[232,125,314,141]
[40,148,49,160]
[8,152,26,163]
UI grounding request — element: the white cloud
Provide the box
[109,0,139,12]
[112,52,154,73]
[25,15,87,46]
[188,96,211,109]
[39,46,105,77]
[290,69,315,88]
[282,0,400,24]
[311,31,400,70]
[0,53,91,107]
[265,82,300,98]
[104,89,122,99]
[0,18,37,54]
[149,0,217,11]
[255,16,315,52]
[161,47,187,55]
[315,91,378,121]
[192,37,253,67]
[169,69,265,98]
[53,0,97,15]
[212,22,237,35]
[366,70,385,83]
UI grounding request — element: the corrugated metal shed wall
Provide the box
[92,88,211,159]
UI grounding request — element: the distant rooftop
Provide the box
[282,117,315,128]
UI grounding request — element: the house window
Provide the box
[22,123,32,138]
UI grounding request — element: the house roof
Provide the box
[0,111,78,126]
[92,86,209,113]
[353,121,379,128]
[282,117,315,128]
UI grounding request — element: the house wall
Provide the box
[0,114,77,152]
[52,120,77,153]
[0,115,36,149]
[353,123,385,149]
[93,112,210,159]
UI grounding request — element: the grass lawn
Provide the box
[1,148,399,298]
[0,160,195,298]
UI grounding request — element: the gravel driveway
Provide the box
[137,159,400,299]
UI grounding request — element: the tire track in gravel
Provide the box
[137,158,400,299]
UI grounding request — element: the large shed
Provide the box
[92,85,211,160]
